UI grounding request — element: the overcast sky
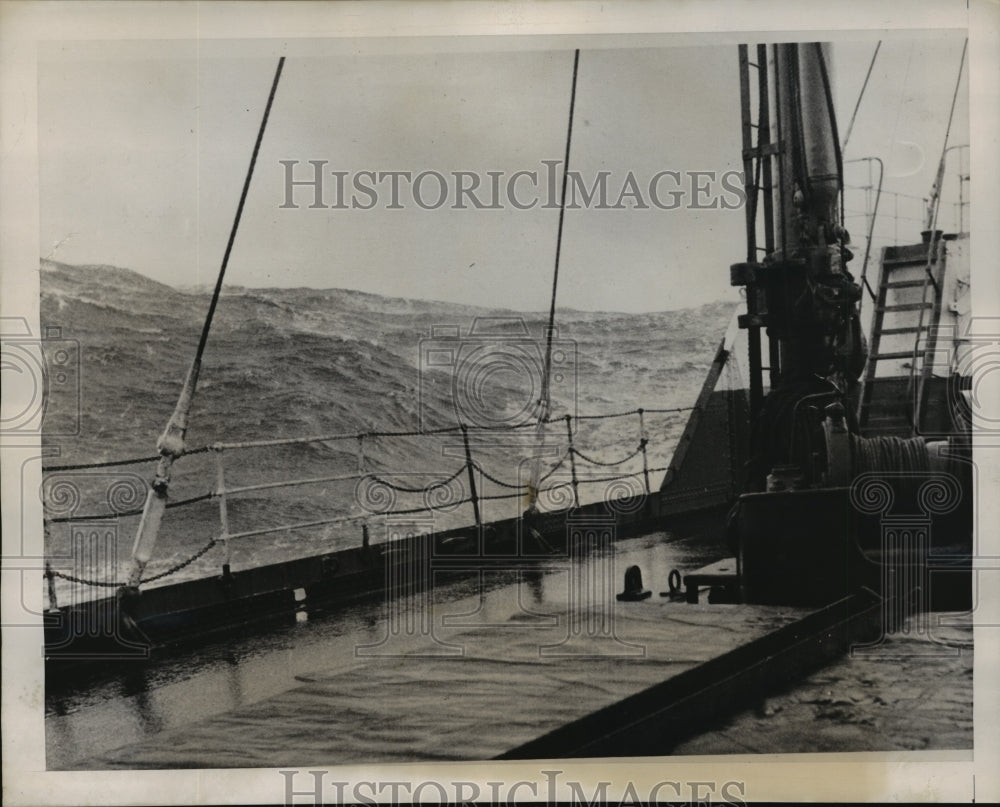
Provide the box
[38,32,969,312]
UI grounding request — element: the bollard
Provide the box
[616,564,652,601]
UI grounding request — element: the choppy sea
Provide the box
[39,258,737,595]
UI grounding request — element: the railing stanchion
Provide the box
[357,434,365,475]
[214,447,231,572]
[565,414,579,509]
[461,424,481,529]
[638,408,651,495]
[45,561,58,612]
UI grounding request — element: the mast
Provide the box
[733,43,865,489]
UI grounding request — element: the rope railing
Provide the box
[46,491,216,524]
[46,408,675,522]
[220,470,366,497]
[478,491,527,502]
[364,464,468,494]
[43,454,160,471]
[47,462,668,591]
[225,514,369,542]
[572,443,645,468]
[44,405,694,590]
[41,406,695,473]
[49,536,220,588]
[475,468,530,491]
[575,466,668,485]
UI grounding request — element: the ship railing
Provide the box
[41,406,692,595]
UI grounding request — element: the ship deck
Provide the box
[46,531,972,769]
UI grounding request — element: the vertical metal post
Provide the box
[738,45,756,247]
[757,44,775,258]
[958,153,966,233]
[738,44,764,417]
[214,448,231,571]
[461,425,481,529]
[846,155,884,321]
[564,414,579,509]
[637,408,651,495]
[357,434,365,474]
[756,43,780,390]
[45,561,58,612]
[866,158,873,232]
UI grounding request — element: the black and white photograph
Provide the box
[2,1,998,804]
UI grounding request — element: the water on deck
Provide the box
[48,530,783,768]
[47,528,972,769]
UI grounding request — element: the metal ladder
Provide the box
[857,238,947,435]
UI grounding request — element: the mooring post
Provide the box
[638,408,651,495]
[461,424,481,529]
[564,414,579,509]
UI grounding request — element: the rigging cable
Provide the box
[541,47,581,421]
[526,48,581,512]
[844,156,884,312]
[909,38,968,423]
[924,38,968,233]
[197,58,286,362]
[841,41,881,152]
[122,57,286,589]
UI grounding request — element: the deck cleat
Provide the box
[616,564,652,601]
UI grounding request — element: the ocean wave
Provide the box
[39,260,733,597]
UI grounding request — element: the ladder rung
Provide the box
[885,279,927,289]
[742,143,780,160]
[878,303,934,313]
[860,404,909,416]
[871,351,915,360]
[856,401,909,414]
[860,415,912,426]
[883,258,929,268]
[880,325,929,335]
[864,409,911,419]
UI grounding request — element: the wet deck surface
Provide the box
[48,530,973,769]
[83,601,804,768]
[671,612,974,755]
[50,532,803,769]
